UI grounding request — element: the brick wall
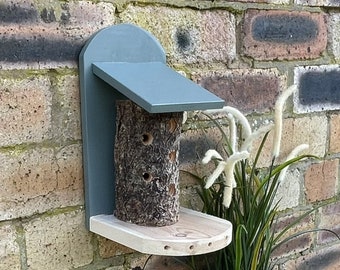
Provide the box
[0,0,339,270]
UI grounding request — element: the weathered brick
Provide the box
[52,74,81,141]
[329,114,340,153]
[0,145,83,220]
[0,223,20,269]
[242,10,327,60]
[180,126,227,179]
[274,167,302,211]
[329,13,340,60]
[253,115,327,167]
[281,244,340,270]
[232,0,290,2]
[0,0,115,69]
[272,212,315,258]
[120,6,236,64]
[98,236,133,259]
[0,74,52,146]
[192,68,285,114]
[140,256,190,270]
[281,115,328,159]
[55,144,84,204]
[296,0,340,6]
[24,210,93,269]
[267,0,290,3]
[305,159,339,202]
[318,201,340,244]
[294,65,340,113]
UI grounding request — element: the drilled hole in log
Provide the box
[142,172,152,182]
[168,118,177,133]
[168,151,176,162]
[141,133,153,145]
[168,183,176,196]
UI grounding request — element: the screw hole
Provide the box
[142,133,153,145]
[142,172,152,182]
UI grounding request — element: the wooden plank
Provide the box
[92,62,224,113]
[90,208,232,256]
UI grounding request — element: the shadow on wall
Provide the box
[0,3,83,62]
[297,249,340,270]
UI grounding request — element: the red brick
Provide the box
[272,212,315,258]
[318,201,340,244]
[242,10,327,60]
[192,69,284,114]
[305,160,339,202]
[272,234,313,258]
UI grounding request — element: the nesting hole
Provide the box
[141,133,153,145]
[142,172,152,182]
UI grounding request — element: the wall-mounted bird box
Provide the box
[79,24,232,256]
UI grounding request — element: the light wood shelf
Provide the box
[90,207,232,256]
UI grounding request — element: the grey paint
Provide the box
[93,62,224,113]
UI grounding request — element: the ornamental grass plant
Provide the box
[182,85,339,270]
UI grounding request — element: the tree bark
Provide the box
[114,100,182,226]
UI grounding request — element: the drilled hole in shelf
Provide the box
[164,245,170,250]
[142,133,153,145]
[189,245,194,250]
[142,172,152,182]
[208,242,212,247]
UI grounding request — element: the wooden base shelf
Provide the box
[90,207,232,256]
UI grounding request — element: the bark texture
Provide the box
[114,100,183,226]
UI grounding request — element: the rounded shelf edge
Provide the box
[90,207,232,256]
